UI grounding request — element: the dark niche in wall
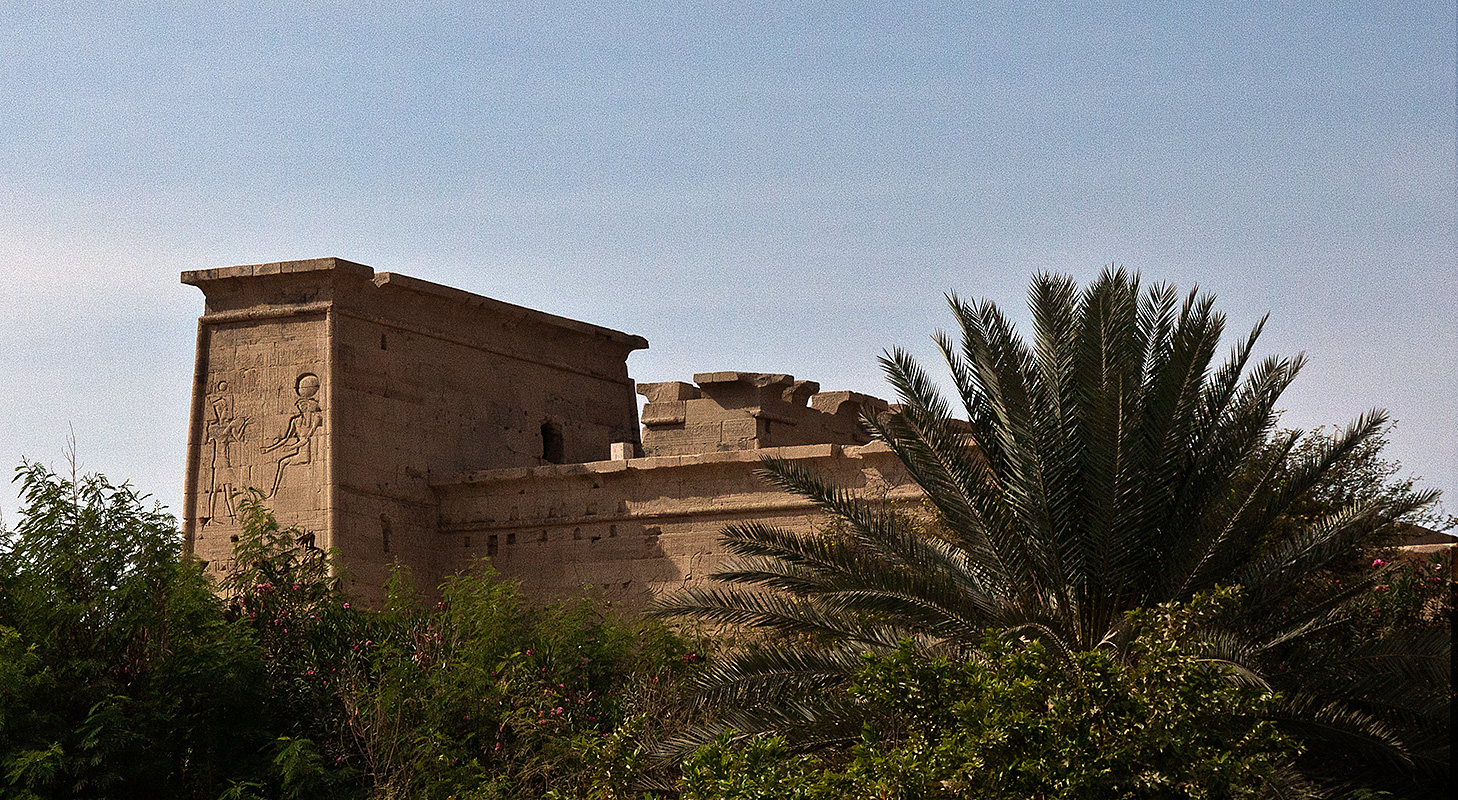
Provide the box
[541,420,564,464]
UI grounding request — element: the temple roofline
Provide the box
[182,257,648,350]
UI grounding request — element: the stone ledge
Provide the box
[437,496,828,533]
[182,257,374,285]
[198,300,333,324]
[1398,543,1455,555]
[433,442,887,488]
[184,258,648,352]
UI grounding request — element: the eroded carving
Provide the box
[202,379,250,525]
[261,373,324,498]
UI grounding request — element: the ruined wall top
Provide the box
[637,371,889,455]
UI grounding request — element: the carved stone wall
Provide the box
[183,301,333,580]
[182,259,647,597]
[182,258,905,606]
[325,271,646,593]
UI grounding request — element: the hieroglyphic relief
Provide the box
[262,372,324,498]
[202,379,250,525]
[183,294,335,581]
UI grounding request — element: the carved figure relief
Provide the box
[261,373,324,498]
[202,379,250,525]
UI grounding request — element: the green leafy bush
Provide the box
[0,461,271,799]
[1,467,702,800]
[327,566,699,799]
[217,491,702,800]
[680,595,1299,800]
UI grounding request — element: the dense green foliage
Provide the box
[0,461,266,798]
[653,270,1450,797]
[219,502,697,800]
[0,468,698,800]
[680,595,1298,800]
[0,438,1448,799]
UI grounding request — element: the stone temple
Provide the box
[182,258,916,604]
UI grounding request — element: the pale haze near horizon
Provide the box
[1,2,1454,526]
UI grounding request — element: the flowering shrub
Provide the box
[1362,550,1450,628]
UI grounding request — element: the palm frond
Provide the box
[650,270,1447,796]
[647,585,904,647]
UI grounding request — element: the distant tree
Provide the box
[655,269,1450,797]
[1278,422,1456,538]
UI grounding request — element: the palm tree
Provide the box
[653,269,1449,796]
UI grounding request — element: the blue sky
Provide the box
[1,1,1454,523]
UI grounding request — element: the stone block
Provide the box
[637,381,701,403]
[782,379,821,405]
[720,418,759,448]
[809,390,890,417]
[641,401,688,426]
[694,372,794,410]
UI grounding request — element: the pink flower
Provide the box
[1371,559,1387,568]
[343,602,350,609]
[292,584,300,590]
[1375,585,1390,592]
